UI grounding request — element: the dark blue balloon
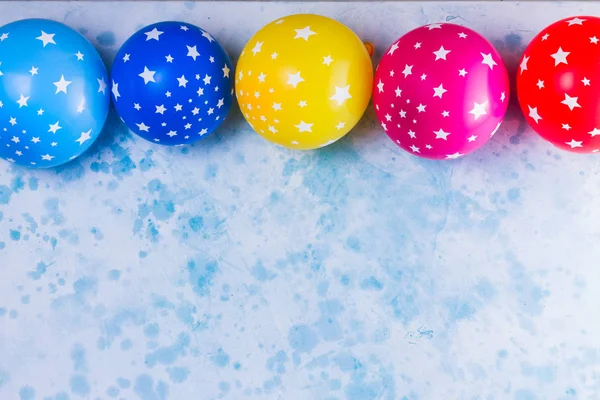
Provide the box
[0,19,110,168]
[110,21,234,146]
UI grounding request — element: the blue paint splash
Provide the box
[145,332,190,367]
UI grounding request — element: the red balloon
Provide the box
[517,16,600,153]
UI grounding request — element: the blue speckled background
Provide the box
[1,2,599,399]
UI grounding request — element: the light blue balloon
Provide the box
[0,18,110,168]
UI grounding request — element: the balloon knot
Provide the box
[364,42,374,57]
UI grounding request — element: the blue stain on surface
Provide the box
[288,324,319,353]
[145,332,190,367]
[210,348,230,367]
[445,296,480,321]
[167,366,190,383]
[121,339,133,351]
[11,176,24,192]
[514,389,537,400]
[106,385,120,397]
[475,279,497,301]
[117,378,131,389]
[0,369,9,387]
[266,350,288,374]
[360,276,384,290]
[219,381,231,392]
[144,323,159,338]
[188,216,203,232]
[71,344,87,371]
[21,295,30,304]
[346,236,361,251]
[95,309,146,349]
[315,300,344,341]
[111,155,137,178]
[521,362,556,384]
[9,309,18,318]
[90,227,104,240]
[139,153,155,172]
[10,229,21,241]
[90,161,110,173]
[108,269,121,281]
[70,375,91,396]
[187,258,219,297]
[19,386,35,400]
[28,261,52,280]
[507,188,521,202]
[204,163,218,180]
[335,353,361,372]
[56,162,86,182]
[28,177,38,191]
[506,252,549,317]
[22,213,38,233]
[0,184,13,204]
[251,262,277,282]
[263,376,282,392]
[0,307,8,316]
[134,374,169,400]
[96,31,116,46]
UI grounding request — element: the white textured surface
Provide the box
[0,2,598,400]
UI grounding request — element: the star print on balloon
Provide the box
[110,21,234,146]
[235,14,373,150]
[373,23,509,160]
[517,16,600,153]
[0,18,109,168]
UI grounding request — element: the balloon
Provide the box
[373,23,509,160]
[235,14,373,150]
[0,18,109,168]
[517,16,600,153]
[110,21,234,146]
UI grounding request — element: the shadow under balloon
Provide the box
[492,33,532,146]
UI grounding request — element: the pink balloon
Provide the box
[373,23,510,160]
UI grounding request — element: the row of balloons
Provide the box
[0,14,596,168]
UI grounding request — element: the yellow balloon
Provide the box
[235,14,374,150]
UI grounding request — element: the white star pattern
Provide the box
[252,41,263,55]
[186,45,200,61]
[36,31,56,47]
[287,72,304,88]
[520,56,529,74]
[567,17,586,26]
[433,84,447,98]
[16,94,29,108]
[98,78,107,94]
[145,27,163,41]
[139,66,156,84]
[329,85,352,106]
[112,80,120,100]
[433,46,451,60]
[550,47,570,66]
[561,93,581,111]
[294,121,313,132]
[53,75,72,94]
[294,26,316,41]
[480,53,497,69]
[528,106,542,123]
[75,129,92,145]
[468,101,488,120]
